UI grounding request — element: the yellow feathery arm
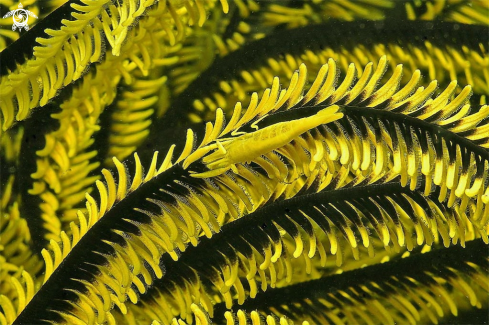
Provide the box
[0,0,229,130]
[210,239,488,325]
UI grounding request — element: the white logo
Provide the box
[3,3,37,32]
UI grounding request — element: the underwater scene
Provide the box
[0,0,489,324]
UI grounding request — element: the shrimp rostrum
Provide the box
[183,105,343,178]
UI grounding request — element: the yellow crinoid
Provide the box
[0,1,488,324]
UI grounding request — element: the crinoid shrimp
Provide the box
[184,105,343,178]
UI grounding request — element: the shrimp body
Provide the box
[192,105,343,178]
